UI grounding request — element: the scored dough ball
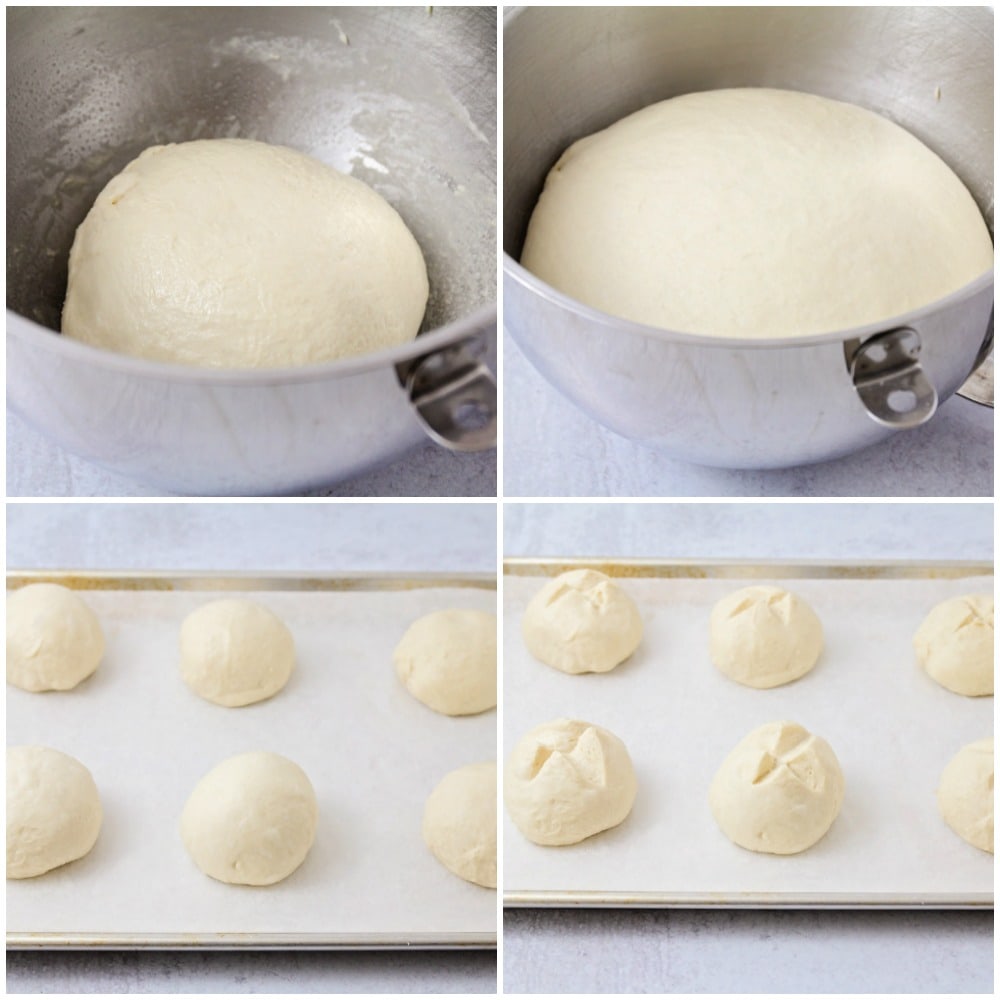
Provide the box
[521,88,993,338]
[709,585,823,689]
[522,569,642,675]
[180,599,295,708]
[6,583,105,692]
[7,746,103,879]
[180,751,318,886]
[938,738,993,853]
[504,718,637,846]
[393,609,497,716]
[422,761,497,888]
[62,138,429,368]
[709,721,845,855]
[914,595,994,696]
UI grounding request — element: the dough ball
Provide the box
[180,751,318,886]
[522,569,642,675]
[180,599,295,708]
[937,738,993,853]
[393,609,497,716]
[62,138,429,368]
[709,721,845,855]
[914,595,993,696]
[521,88,993,339]
[7,746,103,879]
[709,585,823,689]
[504,718,637,846]
[422,761,497,888]
[6,583,105,692]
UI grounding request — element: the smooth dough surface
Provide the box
[7,746,103,879]
[6,583,105,692]
[937,738,993,853]
[180,599,295,708]
[62,138,429,368]
[393,609,497,716]
[522,569,642,675]
[422,761,497,888]
[710,585,823,689]
[504,718,637,846]
[180,751,318,886]
[913,594,994,697]
[521,88,993,338]
[709,720,845,855]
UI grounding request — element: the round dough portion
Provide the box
[914,594,994,697]
[521,88,993,339]
[181,752,317,886]
[938,738,993,853]
[709,721,845,855]
[522,569,642,675]
[422,761,497,888]
[6,583,105,692]
[504,718,637,846]
[62,138,429,368]
[710,585,823,689]
[180,599,295,708]
[394,609,497,716]
[7,746,103,879]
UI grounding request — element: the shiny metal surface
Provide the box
[7,7,496,495]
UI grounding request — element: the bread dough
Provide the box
[7,746,103,879]
[6,583,105,692]
[938,738,993,853]
[710,585,823,689]
[393,609,497,716]
[709,721,845,855]
[180,751,318,886]
[521,88,993,338]
[422,761,497,888]
[522,569,642,675]
[504,718,637,846]
[914,594,993,696]
[180,599,295,707]
[62,138,429,368]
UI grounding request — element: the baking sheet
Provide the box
[7,573,497,949]
[502,560,994,909]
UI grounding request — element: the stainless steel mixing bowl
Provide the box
[7,6,497,495]
[504,6,993,469]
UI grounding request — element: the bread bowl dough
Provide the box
[709,721,845,855]
[180,598,295,707]
[522,569,642,674]
[914,594,993,696]
[422,761,497,888]
[62,138,429,368]
[504,718,637,845]
[521,88,993,338]
[394,609,497,716]
[937,738,993,853]
[6,583,105,692]
[710,585,823,689]
[180,751,318,885]
[7,746,103,879]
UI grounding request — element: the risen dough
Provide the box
[914,595,994,696]
[522,569,642,675]
[7,746,103,879]
[180,751,318,886]
[394,609,497,716]
[180,599,295,707]
[422,761,497,888]
[62,138,429,368]
[937,738,993,853]
[504,718,637,846]
[710,585,823,689]
[709,721,845,855]
[521,88,993,338]
[6,583,105,692]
